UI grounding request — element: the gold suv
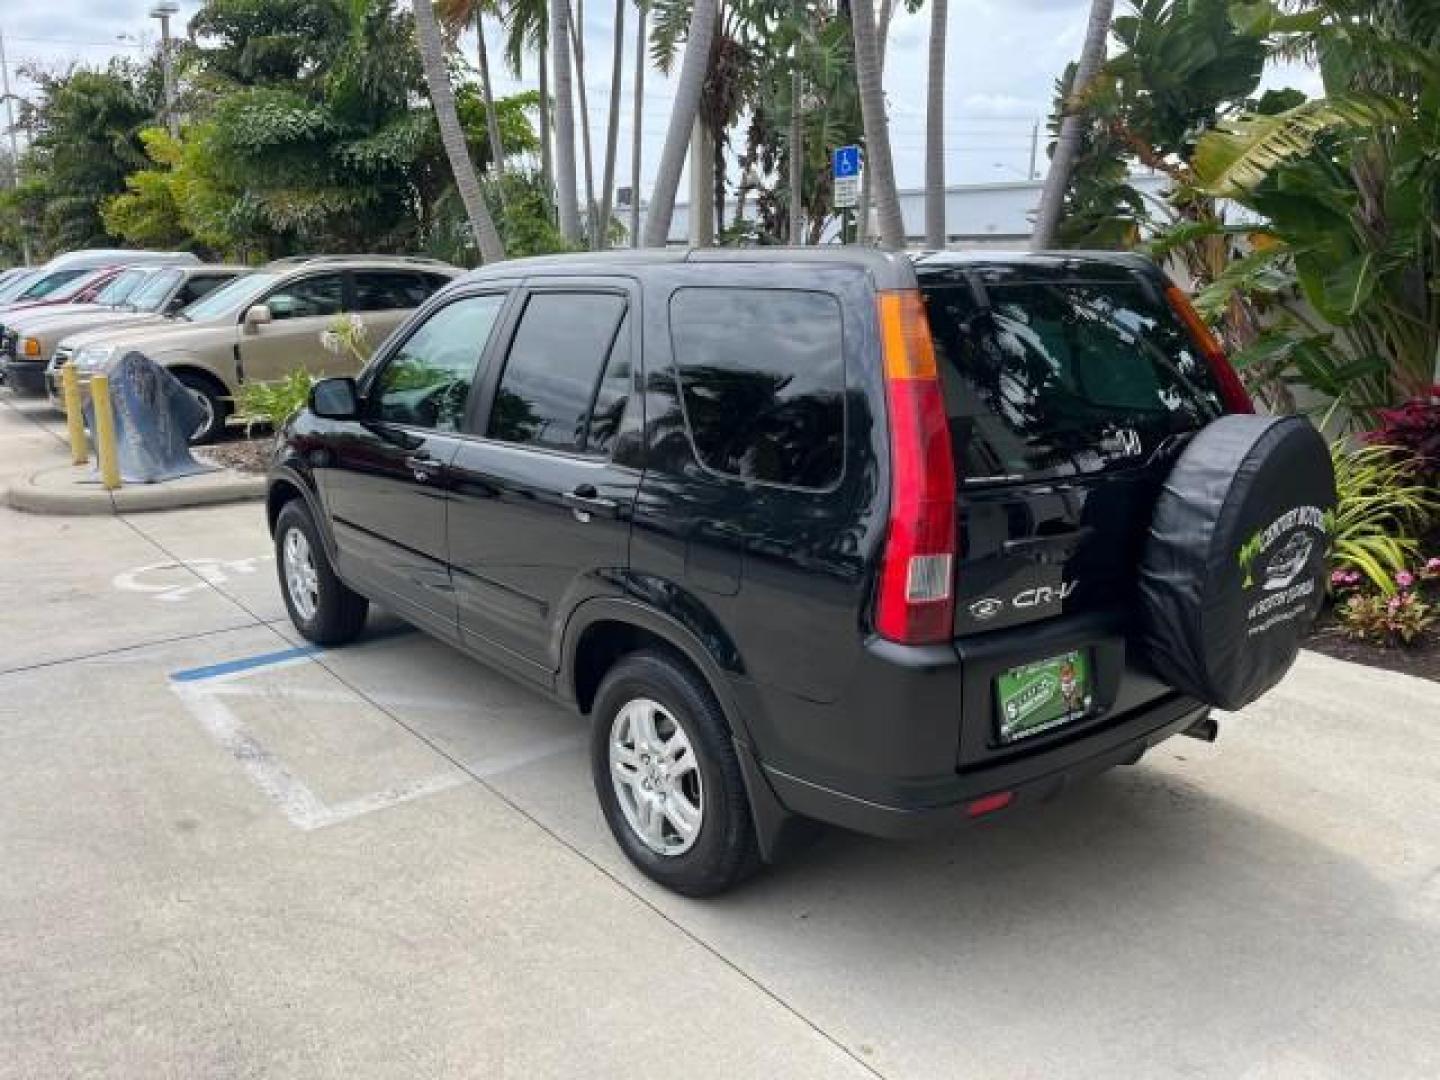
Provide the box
[57,255,460,442]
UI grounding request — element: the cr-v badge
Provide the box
[970,580,1079,620]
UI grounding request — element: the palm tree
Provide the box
[436,0,507,203]
[501,0,554,194]
[598,0,627,247]
[849,0,904,249]
[641,0,718,247]
[857,0,899,244]
[629,1,646,246]
[550,0,583,240]
[413,0,507,262]
[568,2,599,240]
[923,0,947,248]
[1031,0,1115,250]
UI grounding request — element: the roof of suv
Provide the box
[452,247,1160,291]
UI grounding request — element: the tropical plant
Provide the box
[231,368,318,434]
[1033,0,1116,249]
[1336,588,1436,647]
[1363,387,1440,480]
[597,0,628,246]
[1188,0,1440,420]
[923,0,947,249]
[1326,441,1440,594]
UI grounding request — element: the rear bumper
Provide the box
[761,693,1208,839]
[0,359,47,396]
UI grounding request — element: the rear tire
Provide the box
[275,499,368,646]
[175,370,229,445]
[590,650,761,897]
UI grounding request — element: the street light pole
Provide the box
[0,27,31,264]
[150,2,180,138]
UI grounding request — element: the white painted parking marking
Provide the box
[171,647,584,830]
[114,556,272,603]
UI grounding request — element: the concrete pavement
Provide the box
[2,391,1438,1079]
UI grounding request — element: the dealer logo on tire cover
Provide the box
[1236,504,1328,636]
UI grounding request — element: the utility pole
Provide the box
[150,2,180,138]
[1028,120,1040,181]
[0,27,30,264]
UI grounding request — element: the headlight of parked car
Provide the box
[72,345,115,371]
[18,337,43,359]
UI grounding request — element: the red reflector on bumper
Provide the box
[966,791,1014,818]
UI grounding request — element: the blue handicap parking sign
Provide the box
[833,145,861,180]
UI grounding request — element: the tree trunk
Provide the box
[413,0,506,263]
[1031,0,1114,250]
[629,4,645,247]
[923,0,947,248]
[789,66,803,244]
[569,7,598,244]
[849,0,905,250]
[550,0,582,242]
[598,0,626,248]
[689,117,715,245]
[538,42,554,198]
[642,0,717,247]
[858,0,897,245]
[474,7,508,211]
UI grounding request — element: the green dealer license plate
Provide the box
[995,650,1094,744]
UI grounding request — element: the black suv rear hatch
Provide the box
[914,254,1228,640]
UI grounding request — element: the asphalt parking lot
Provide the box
[3,393,1439,1079]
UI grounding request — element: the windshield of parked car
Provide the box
[0,271,36,301]
[16,268,89,300]
[126,268,185,312]
[178,272,278,321]
[94,269,148,306]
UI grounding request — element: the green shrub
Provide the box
[231,368,316,435]
[1326,442,1440,594]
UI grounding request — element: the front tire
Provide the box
[175,370,229,445]
[591,650,761,897]
[275,499,368,646]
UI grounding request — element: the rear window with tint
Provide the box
[669,288,845,490]
[922,279,1224,483]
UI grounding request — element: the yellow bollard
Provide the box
[90,373,121,492]
[61,364,88,465]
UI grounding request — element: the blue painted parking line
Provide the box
[170,645,319,683]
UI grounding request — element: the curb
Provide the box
[5,465,266,516]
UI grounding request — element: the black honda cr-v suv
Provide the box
[267,248,1334,895]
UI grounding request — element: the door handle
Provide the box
[563,483,618,521]
[404,453,443,482]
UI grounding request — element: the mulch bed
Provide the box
[1306,611,1440,685]
[195,435,271,475]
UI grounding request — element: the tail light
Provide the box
[874,290,957,645]
[1164,284,1254,415]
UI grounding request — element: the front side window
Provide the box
[668,287,845,490]
[263,273,344,320]
[352,271,433,311]
[371,293,506,431]
[486,292,629,453]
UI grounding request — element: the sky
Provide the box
[0,0,1325,197]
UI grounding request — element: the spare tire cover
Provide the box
[1139,415,1335,711]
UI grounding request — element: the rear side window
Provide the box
[353,271,432,311]
[668,288,845,490]
[923,279,1224,482]
[487,292,629,454]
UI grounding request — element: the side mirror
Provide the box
[243,304,273,332]
[310,376,360,420]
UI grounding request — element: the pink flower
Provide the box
[1426,557,1440,574]
[1388,596,1403,613]
[1330,570,1348,586]
[1397,571,1416,589]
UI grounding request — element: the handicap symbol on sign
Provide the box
[833,145,861,180]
